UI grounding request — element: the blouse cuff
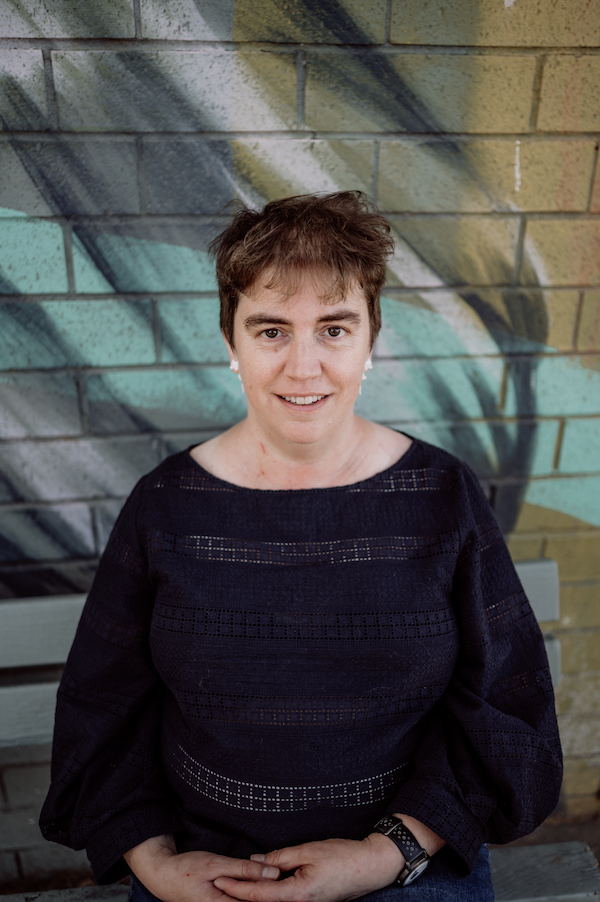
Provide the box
[388,779,486,875]
[86,803,177,884]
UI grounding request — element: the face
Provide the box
[227,272,372,449]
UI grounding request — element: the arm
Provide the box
[40,479,176,883]
[123,835,279,902]
[387,464,563,873]
[213,815,444,902]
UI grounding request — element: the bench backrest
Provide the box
[0,560,561,748]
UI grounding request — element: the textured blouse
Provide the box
[40,439,563,883]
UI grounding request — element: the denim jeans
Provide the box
[128,845,494,902]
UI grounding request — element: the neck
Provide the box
[230,415,373,489]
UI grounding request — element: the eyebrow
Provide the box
[243,309,362,330]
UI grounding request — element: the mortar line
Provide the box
[3,37,600,54]
[573,290,586,351]
[76,372,91,434]
[136,136,149,215]
[384,0,393,44]
[296,48,306,128]
[1,285,599,306]
[498,361,509,413]
[552,418,566,472]
[0,416,589,444]
[15,851,25,881]
[528,54,546,131]
[4,130,600,142]
[152,297,162,362]
[512,215,527,285]
[62,222,76,295]
[90,504,102,557]
[132,0,143,39]
[586,140,599,212]
[371,141,380,204]
[41,47,59,130]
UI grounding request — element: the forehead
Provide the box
[240,268,367,312]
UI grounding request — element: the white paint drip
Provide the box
[514,140,521,193]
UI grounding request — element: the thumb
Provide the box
[223,857,280,881]
[254,846,304,871]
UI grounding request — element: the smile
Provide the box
[280,395,327,405]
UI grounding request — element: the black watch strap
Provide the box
[372,815,430,887]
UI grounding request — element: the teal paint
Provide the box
[92,233,218,293]
[0,300,155,368]
[402,418,560,478]
[524,476,600,528]
[377,295,498,358]
[72,234,115,293]
[159,298,229,363]
[504,357,600,417]
[559,417,600,474]
[0,218,68,294]
[86,367,246,433]
[355,357,504,422]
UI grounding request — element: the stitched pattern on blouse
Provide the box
[150,531,460,565]
[171,743,409,811]
[59,671,138,719]
[153,467,449,494]
[173,683,448,724]
[103,531,146,576]
[153,605,457,641]
[460,517,505,562]
[82,602,147,649]
[485,591,533,635]
[489,667,554,707]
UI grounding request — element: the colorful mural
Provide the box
[0,0,599,817]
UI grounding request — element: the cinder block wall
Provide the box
[0,0,599,881]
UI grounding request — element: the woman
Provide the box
[41,192,562,902]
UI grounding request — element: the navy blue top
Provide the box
[40,439,562,883]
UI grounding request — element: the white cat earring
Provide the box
[230,359,244,393]
[359,357,373,395]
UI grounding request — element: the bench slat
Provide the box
[0,595,86,668]
[490,841,600,900]
[0,682,59,746]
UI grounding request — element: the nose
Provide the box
[284,334,322,381]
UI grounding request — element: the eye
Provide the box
[326,326,343,337]
[262,328,280,339]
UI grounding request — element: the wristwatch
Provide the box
[372,815,430,886]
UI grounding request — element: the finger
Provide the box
[256,846,307,871]
[216,857,279,882]
[213,876,300,902]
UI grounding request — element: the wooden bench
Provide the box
[0,559,562,748]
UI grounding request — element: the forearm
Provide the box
[364,813,445,882]
[124,834,179,895]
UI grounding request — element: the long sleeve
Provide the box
[388,463,563,874]
[40,478,176,883]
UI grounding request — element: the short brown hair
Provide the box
[209,191,394,348]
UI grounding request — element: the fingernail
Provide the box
[262,866,279,880]
[251,854,265,862]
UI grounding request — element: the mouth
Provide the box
[278,394,328,406]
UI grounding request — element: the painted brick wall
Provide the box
[0,0,599,879]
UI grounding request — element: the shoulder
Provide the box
[401,436,491,509]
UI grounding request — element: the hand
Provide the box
[213,834,403,902]
[123,835,280,902]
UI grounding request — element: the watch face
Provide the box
[403,859,429,886]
